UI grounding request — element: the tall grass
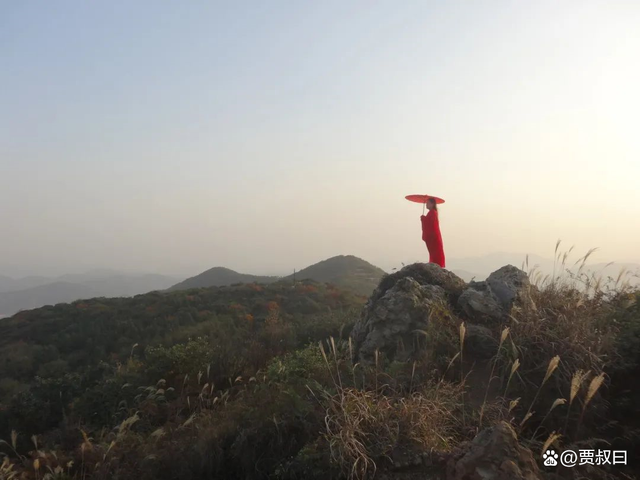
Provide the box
[459,322,466,427]
[505,246,627,448]
[320,337,463,479]
[0,245,633,480]
[479,327,510,427]
[521,356,560,427]
[575,372,606,437]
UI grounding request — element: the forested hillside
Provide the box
[1,265,639,480]
[0,281,365,436]
[167,267,279,291]
[168,255,386,297]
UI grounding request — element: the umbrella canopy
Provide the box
[405,194,445,204]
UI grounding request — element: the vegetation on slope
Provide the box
[0,260,638,480]
[167,267,280,291]
[281,255,387,296]
[0,281,364,418]
[169,255,387,297]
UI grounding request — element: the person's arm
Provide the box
[421,214,431,241]
[423,211,440,240]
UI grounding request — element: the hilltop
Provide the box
[167,267,279,291]
[0,255,385,317]
[282,255,386,295]
[170,255,386,296]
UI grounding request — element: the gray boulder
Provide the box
[486,265,533,311]
[464,324,499,360]
[457,281,504,324]
[370,263,466,306]
[351,276,448,363]
[447,421,542,480]
[457,265,533,324]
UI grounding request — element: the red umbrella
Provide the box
[405,194,445,215]
[405,194,445,204]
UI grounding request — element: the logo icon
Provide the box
[543,449,559,467]
[543,448,626,468]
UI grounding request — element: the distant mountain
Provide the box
[446,253,547,280]
[583,262,640,286]
[0,276,13,292]
[0,274,52,293]
[446,252,640,285]
[81,274,181,297]
[282,255,386,296]
[0,272,179,317]
[168,267,280,291]
[0,270,178,294]
[169,255,387,296]
[451,269,480,282]
[0,282,96,316]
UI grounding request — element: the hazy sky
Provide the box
[2,1,639,277]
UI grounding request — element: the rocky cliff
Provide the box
[351,262,543,480]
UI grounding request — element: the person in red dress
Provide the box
[420,198,445,268]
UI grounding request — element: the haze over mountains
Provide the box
[0,256,385,317]
[0,270,177,293]
[1,252,637,318]
[445,252,640,284]
[0,271,179,318]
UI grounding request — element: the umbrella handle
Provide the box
[423,203,426,215]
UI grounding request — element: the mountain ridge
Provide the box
[169,255,387,296]
[0,273,180,317]
[168,267,280,291]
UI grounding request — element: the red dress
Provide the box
[421,210,445,268]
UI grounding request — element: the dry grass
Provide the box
[0,246,634,480]
[459,322,466,427]
[323,388,394,479]
[323,384,462,480]
[521,355,560,427]
[0,457,19,480]
[479,327,510,427]
[315,273,623,479]
[319,336,463,479]
[575,372,607,437]
[492,247,632,451]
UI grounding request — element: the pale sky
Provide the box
[1,1,639,277]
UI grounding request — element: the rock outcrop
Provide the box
[370,263,466,305]
[446,421,541,480]
[351,263,533,363]
[351,276,447,363]
[457,265,534,324]
[486,265,534,311]
[457,282,504,324]
[349,263,541,479]
[352,264,466,362]
[463,324,499,360]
